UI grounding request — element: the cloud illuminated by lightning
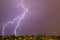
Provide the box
[2,0,29,36]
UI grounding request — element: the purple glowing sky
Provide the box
[0,0,60,36]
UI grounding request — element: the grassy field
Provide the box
[0,35,60,40]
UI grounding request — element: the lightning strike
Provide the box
[2,0,29,36]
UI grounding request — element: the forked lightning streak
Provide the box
[2,0,29,36]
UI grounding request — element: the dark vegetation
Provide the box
[0,35,60,40]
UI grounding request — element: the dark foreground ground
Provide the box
[0,35,60,40]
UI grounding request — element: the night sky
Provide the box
[0,0,60,36]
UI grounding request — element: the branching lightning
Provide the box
[2,0,29,36]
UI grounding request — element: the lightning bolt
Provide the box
[2,0,29,36]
